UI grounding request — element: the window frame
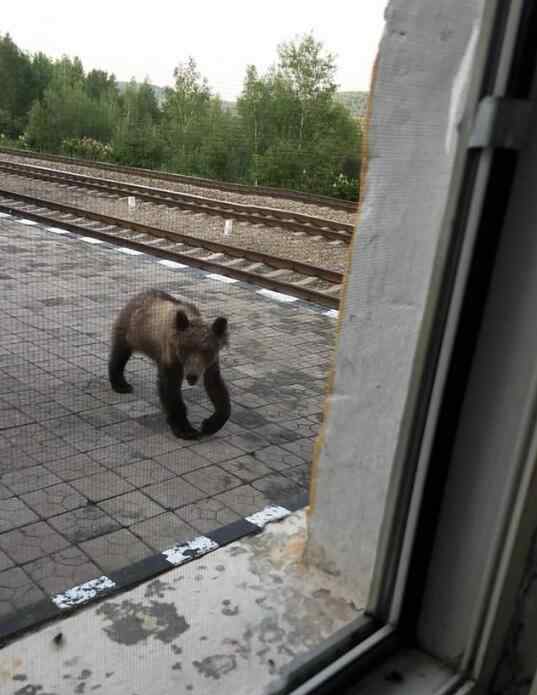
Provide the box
[270,0,537,692]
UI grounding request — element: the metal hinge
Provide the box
[468,96,532,150]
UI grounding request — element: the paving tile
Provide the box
[220,455,274,482]
[87,443,142,468]
[70,471,134,502]
[251,474,302,501]
[129,433,190,458]
[78,405,130,428]
[252,445,305,472]
[144,477,206,509]
[44,453,107,481]
[131,512,197,551]
[183,465,242,495]
[99,491,164,527]
[252,423,301,446]
[176,498,241,535]
[0,483,13,500]
[119,459,175,487]
[100,419,154,442]
[213,484,271,517]
[21,482,87,517]
[0,521,70,564]
[48,506,120,543]
[282,438,315,462]
[280,417,320,439]
[80,529,153,574]
[0,497,39,532]
[0,567,45,618]
[25,547,100,595]
[1,464,62,494]
[222,432,270,453]
[187,440,244,463]
[284,463,311,488]
[0,406,35,429]
[155,449,213,477]
[114,399,161,419]
[229,406,269,430]
[0,548,14,572]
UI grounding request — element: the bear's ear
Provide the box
[211,317,228,337]
[176,311,190,332]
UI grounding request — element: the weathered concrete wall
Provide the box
[306,0,484,605]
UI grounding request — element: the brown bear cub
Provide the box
[108,288,230,439]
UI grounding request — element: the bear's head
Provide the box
[175,311,229,386]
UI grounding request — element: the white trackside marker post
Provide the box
[128,196,136,210]
[224,219,233,237]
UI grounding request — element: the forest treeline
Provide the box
[0,32,362,200]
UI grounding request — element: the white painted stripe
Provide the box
[207,273,238,284]
[0,212,11,218]
[18,219,38,226]
[257,289,298,303]
[246,505,290,528]
[163,536,218,566]
[323,309,339,319]
[117,247,143,255]
[158,259,188,269]
[80,236,104,244]
[52,576,115,609]
[46,226,70,235]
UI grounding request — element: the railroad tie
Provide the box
[264,269,290,279]
[220,258,245,268]
[243,262,265,273]
[293,276,317,287]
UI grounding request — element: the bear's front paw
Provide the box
[111,381,133,394]
[201,415,226,436]
[169,420,200,440]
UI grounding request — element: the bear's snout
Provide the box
[186,373,199,386]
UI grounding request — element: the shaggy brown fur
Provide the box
[109,288,230,439]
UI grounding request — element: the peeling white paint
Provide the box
[257,289,298,303]
[207,273,238,284]
[323,309,339,319]
[163,536,219,565]
[53,576,116,609]
[246,505,290,528]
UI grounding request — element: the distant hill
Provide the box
[117,82,368,119]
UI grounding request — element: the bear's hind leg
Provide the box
[157,365,199,440]
[109,336,133,393]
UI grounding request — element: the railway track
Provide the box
[0,159,354,244]
[0,146,359,213]
[0,189,342,308]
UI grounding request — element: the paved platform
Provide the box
[0,213,335,626]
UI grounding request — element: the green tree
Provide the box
[277,32,337,149]
[26,73,116,150]
[111,79,163,167]
[162,57,212,173]
[0,33,35,136]
[86,69,118,100]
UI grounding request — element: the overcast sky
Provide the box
[2,1,387,100]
